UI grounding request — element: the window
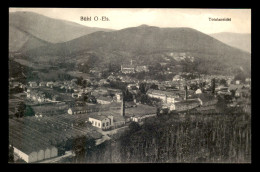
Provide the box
[95,121,97,126]
[103,123,105,127]
[106,122,109,126]
[98,123,100,127]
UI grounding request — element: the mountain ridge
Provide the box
[9,11,115,52]
[21,25,250,76]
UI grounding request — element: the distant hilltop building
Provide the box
[135,65,149,73]
[121,59,149,74]
[121,64,135,74]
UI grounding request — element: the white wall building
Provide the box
[89,115,114,129]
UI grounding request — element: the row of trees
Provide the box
[75,113,251,163]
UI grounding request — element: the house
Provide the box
[72,93,78,98]
[96,96,113,104]
[19,84,26,89]
[127,83,139,89]
[68,106,88,115]
[121,65,135,74]
[89,114,114,130]
[52,95,61,101]
[235,80,241,85]
[11,82,20,88]
[39,82,46,87]
[170,99,200,111]
[131,113,157,122]
[28,82,37,87]
[115,93,122,102]
[46,82,54,88]
[195,89,202,94]
[172,75,183,82]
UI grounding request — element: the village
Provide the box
[8,59,251,163]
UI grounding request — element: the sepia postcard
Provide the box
[8,8,251,163]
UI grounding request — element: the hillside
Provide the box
[9,25,50,52]
[23,25,251,75]
[25,25,250,57]
[210,32,251,53]
[9,11,114,52]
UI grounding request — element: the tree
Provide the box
[124,89,133,102]
[72,136,87,162]
[150,83,158,90]
[139,83,147,94]
[76,76,84,86]
[211,78,216,94]
[15,102,35,118]
[128,122,141,133]
[219,79,227,86]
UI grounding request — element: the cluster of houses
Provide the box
[26,88,63,103]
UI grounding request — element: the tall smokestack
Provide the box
[121,92,125,117]
[184,85,188,100]
[211,78,215,94]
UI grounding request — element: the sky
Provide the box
[9,8,251,34]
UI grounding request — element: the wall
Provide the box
[13,147,29,163]
[50,147,58,158]
[44,148,51,159]
[148,94,166,102]
[37,149,44,161]
[89,118,102,128]
[28,151,38,163]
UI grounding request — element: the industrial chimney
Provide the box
[121,92,125,117]
[211,78,215,94]
[184,85,188,100]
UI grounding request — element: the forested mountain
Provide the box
[9,11,114,52]
[23,25,251,76]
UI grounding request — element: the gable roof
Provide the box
[89,113,110,121]
[193,93,217,103]
[174,99,200,106]
[147,89,179,97]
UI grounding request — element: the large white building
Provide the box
[170,99,200,111]
[9,137,58,163]
[147,89,181,103]
[89,114,114,130]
